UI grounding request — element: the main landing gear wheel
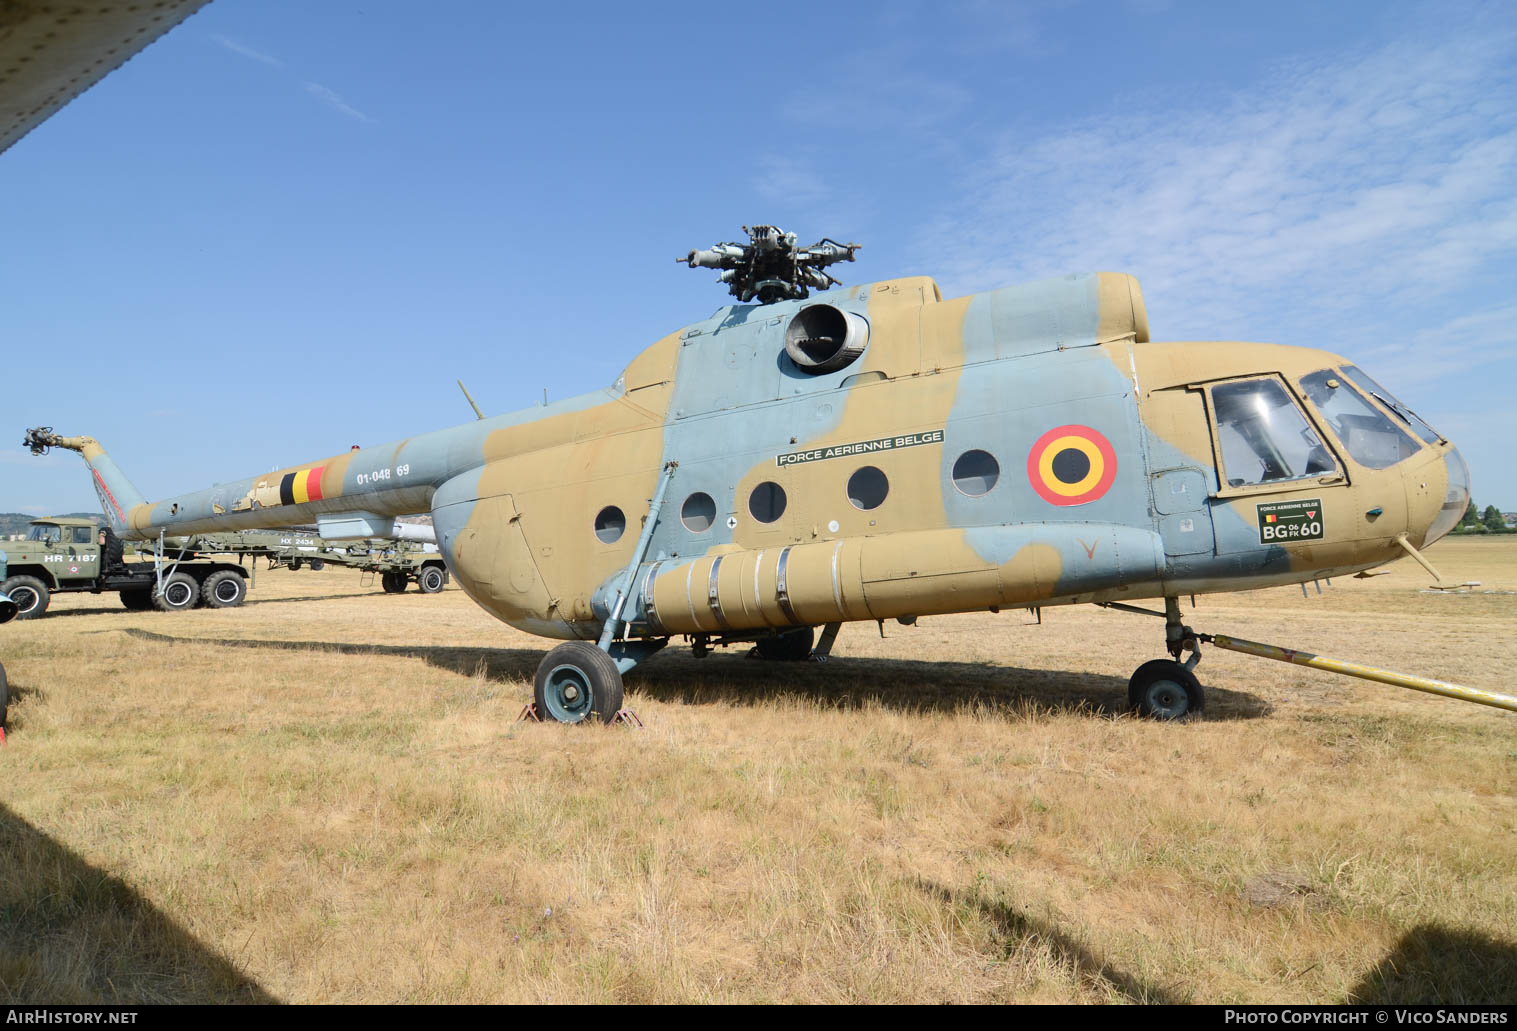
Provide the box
[755,626,815,661]
[1128,659,1205,720]
[534,642,624,725]
[381,571,407,594]
[416,566,446,594]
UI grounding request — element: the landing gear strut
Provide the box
[1127,596,1205,720]
[530,461,678,725]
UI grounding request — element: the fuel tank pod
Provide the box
[599,524,1164,636]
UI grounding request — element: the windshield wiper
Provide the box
[1369,390,1444,441]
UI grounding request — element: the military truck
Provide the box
[0,516,250,619]
[328,539,450,594]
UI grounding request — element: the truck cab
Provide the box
[8,518,102,588]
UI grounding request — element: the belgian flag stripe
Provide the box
[278,467,328,507]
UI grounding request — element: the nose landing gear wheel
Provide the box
[1129,659,1204,720]
[533,642,624,725]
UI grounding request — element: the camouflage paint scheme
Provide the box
[47,271,1467,661]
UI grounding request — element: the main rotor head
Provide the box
[679,225,860,304]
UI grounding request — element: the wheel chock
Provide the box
[517,703,643,726]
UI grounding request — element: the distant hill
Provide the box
[0,511,102,537]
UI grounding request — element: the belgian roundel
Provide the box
[1027,425,1117,506]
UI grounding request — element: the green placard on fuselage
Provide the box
[1256,498,1324,545]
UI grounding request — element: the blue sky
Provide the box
[3,0,1514,515]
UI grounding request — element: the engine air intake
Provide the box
[783,304,869,374]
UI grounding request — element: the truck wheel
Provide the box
[152,572,199,612]
[310,559,325,571]
[201,570,247,608]
[0,660,8,727]
[121,589,153,611]
[288,558,303,571]
[381,571,406,594]
[0,576,50,620]
[416,565,446,594]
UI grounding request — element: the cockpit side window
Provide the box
[1300,370,1419,470]
[1208,377,1339,488]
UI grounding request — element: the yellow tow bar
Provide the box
[1207,634,1517,714]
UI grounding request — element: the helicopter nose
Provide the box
[1423,447,1470,546]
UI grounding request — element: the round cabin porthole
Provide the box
[594,506,625,544]
[846,466,889,510]
[951,450,1000,496]
[681,492,716,532]
[749,481,787,523]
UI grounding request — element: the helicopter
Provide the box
[24,223,1474,723]
[3,5,1489,724]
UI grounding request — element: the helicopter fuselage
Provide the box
[52,271,1465,649]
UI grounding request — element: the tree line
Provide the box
[1456,502,1514,534]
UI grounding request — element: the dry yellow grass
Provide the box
[0,539,1513,1004]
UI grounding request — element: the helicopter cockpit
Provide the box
[1296,365,1468,545]
[1146,341,1470,562]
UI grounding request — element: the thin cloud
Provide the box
[303,82,374,124]
[924,22,1517,364]
[778,43,973,138]
[754,155,831,206]
[209,34,375,125]
[1360,303,1517,386]
[212,34,282,68]
[0,449,63,467]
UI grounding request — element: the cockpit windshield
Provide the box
[1339,365,1443,445]
[1211,377,1339,487]
[1300,370,1419,470]
[26,524,62,543]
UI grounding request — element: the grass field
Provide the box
[1,539,1513,1004]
